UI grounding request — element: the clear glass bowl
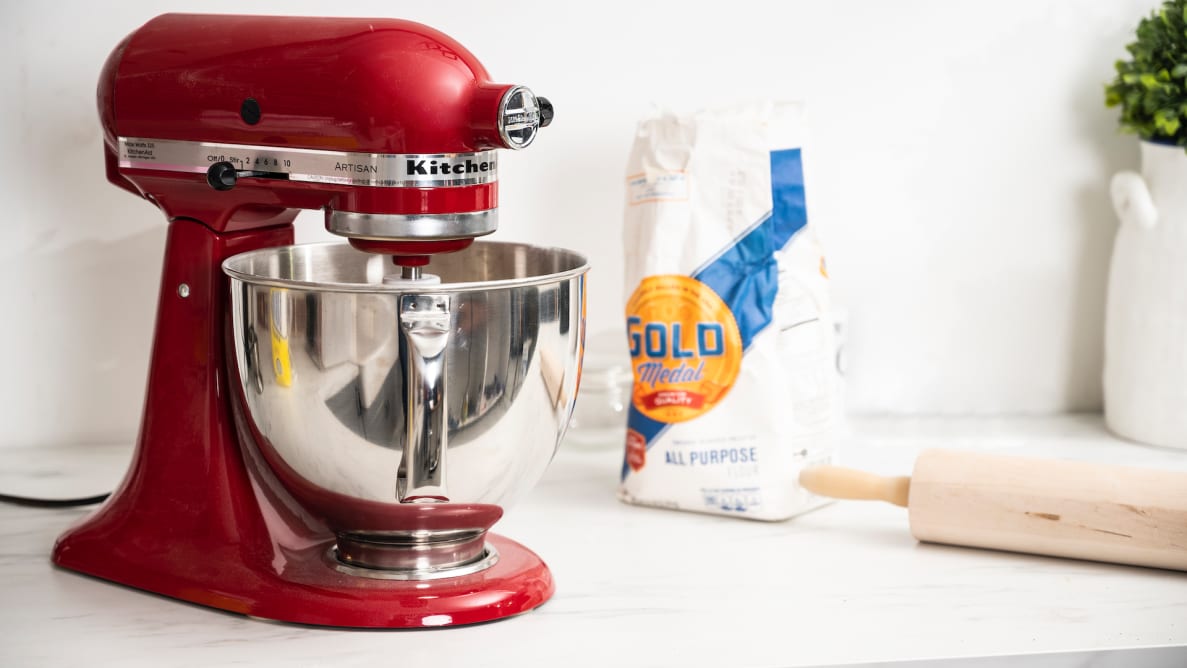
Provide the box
[566,330,633,449]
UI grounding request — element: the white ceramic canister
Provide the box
[1106,140,1187,449]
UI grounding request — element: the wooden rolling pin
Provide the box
[799,449,1187,571]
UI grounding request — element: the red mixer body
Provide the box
[98,13,509,232]
[51,14,556,627]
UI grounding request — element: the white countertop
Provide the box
[2,415,1186,667]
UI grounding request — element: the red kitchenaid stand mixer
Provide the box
[51,13,583,628]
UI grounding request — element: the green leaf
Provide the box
[1155,108,1182,135]
[1173,64,1187,77]
[1141,72,1160,88]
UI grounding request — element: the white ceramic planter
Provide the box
[1106,140,1187,449]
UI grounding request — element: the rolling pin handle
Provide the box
[798,465,911,508]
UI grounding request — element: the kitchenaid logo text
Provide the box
[404,158,495,176]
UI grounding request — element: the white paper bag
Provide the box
[618,103,837,521]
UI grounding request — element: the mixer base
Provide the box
[55,530,553,628]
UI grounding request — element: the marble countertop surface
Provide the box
[2,415,1186,667]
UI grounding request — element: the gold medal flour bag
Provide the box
[618,103,837,520]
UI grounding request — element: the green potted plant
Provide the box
[1103,0,1187,449]
[1106,0,1187,147]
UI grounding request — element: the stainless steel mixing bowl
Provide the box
[223,241,587,574]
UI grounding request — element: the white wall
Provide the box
[0,0,1150,448]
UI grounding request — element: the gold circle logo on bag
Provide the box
[625,275,743,423]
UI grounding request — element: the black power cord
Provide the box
[0,492,111,508]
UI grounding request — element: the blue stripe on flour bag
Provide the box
[621,148,808,480]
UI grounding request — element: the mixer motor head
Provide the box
[99,14,553,266]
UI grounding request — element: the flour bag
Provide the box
[618,103,837,521]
